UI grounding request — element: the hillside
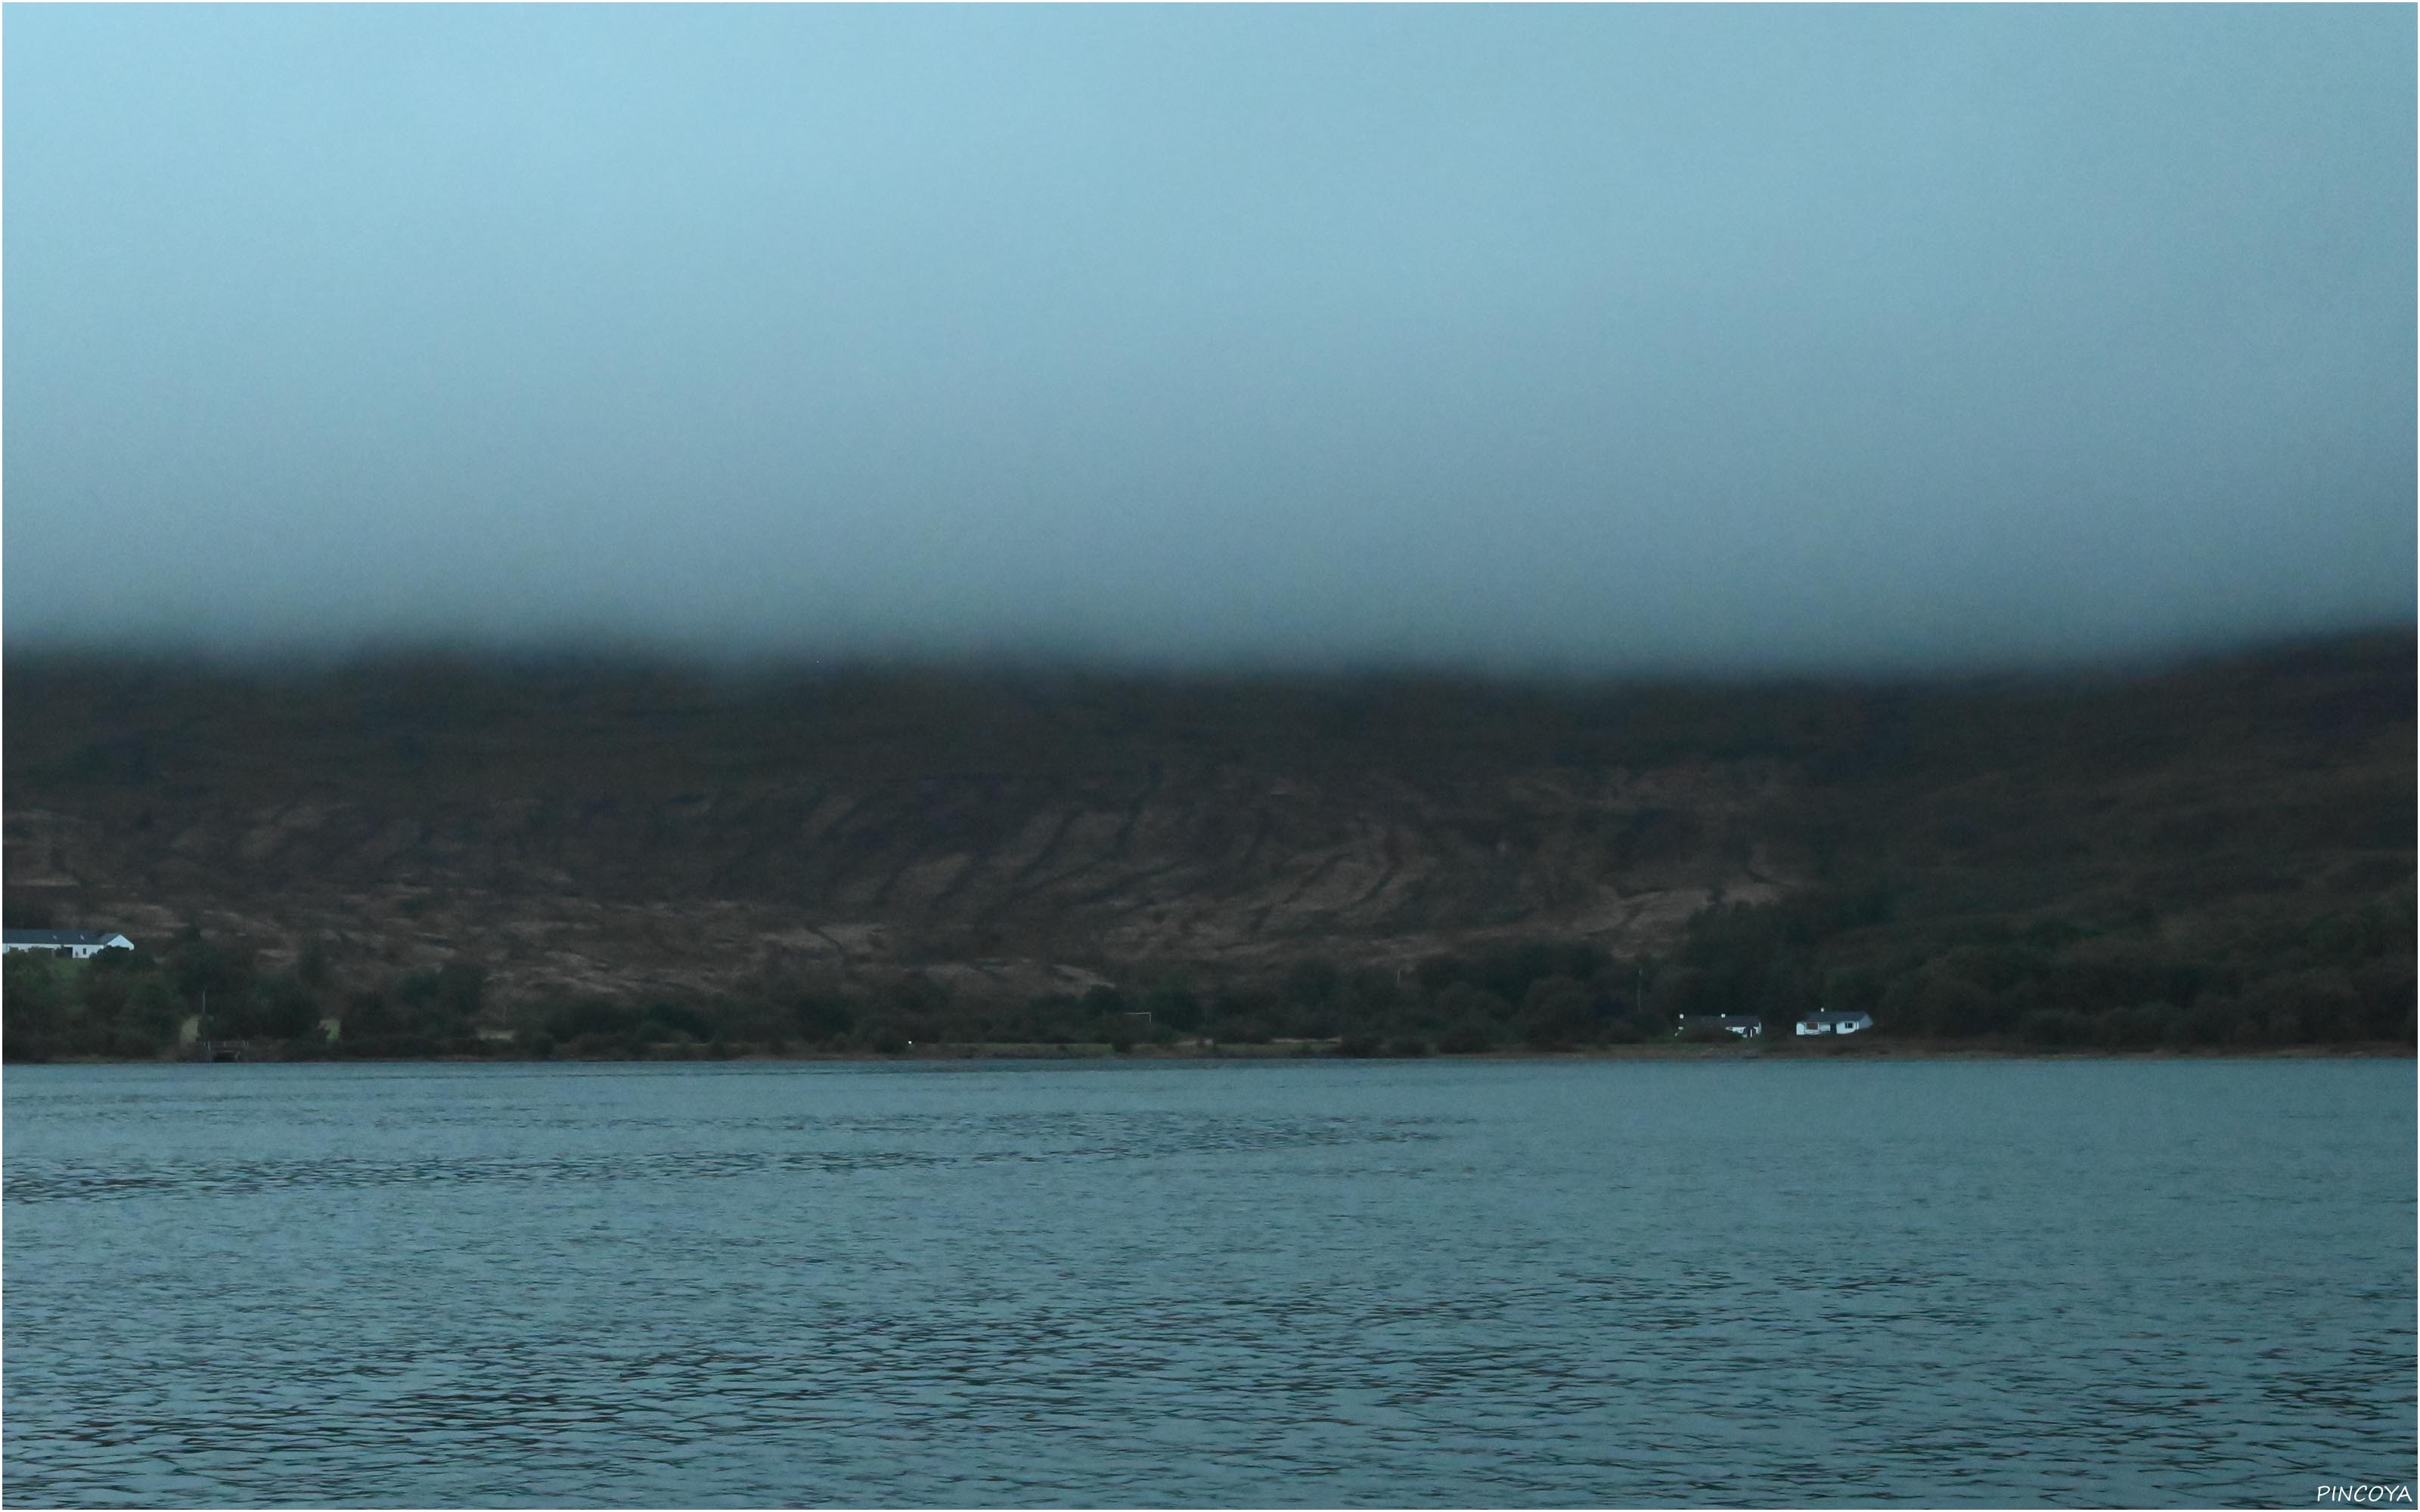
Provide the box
[3,631,2412,1049]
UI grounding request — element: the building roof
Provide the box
[1799,1011,1873,1024]
[1678,1014,1764,1027]
[3,928,130,947]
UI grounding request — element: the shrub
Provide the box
[1882,970,1997,1038]
[1132,984,1197,1035]
[2018,1009,2093,1048]
[2347,956,2418,1040]
[246,974,322,1041]
[793,994,857,1043]
[551,999,640,1042]
[1283,959,1342,1009]
[639,1001,716,1043]
[2173,996,2243,1047]
[1432,982,1514,1030]
[1519,976,1594,1049]
[1939,943,2052,995]
[1415,953,1469,993]
[2046,943,2194,1016]
[1437,1019,1496,1055]
[2240,969,2360,1043]
[435,962,486,1020]
[2096,1002,2178,1049]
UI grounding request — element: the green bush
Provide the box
[1283,959,1342,1012]
[1519,976,1593,1049]
[1433,982,1513,1031]
[2096,1002,2178,1049]
[2018,1009,2094,1047]
[793,994,857,1043]
[2240,969,2361,1043]
[1882,970,1997,1038]
[1437,1019,1496,1055]
[2173,996,2244,1046]
[244,974,322,1041]
[1142,984,1204,1034]
[551,999,641,1042]
[640,1001,716,1043]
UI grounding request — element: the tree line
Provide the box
[5,877,2410,1062]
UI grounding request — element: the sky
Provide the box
[5,5,2413,673]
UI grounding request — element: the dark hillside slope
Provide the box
[5,633,2410,1019]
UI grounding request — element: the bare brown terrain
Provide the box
[5,631,2412,1016]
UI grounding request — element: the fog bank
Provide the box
[6,7,2412,672]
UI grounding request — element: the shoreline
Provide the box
[14,1040,2413,1068]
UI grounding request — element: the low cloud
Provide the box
[5,6,2412,672]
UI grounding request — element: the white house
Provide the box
[2,928,135,959]
[1676,1014,1764,1039]
[1795,1010,1876,1036]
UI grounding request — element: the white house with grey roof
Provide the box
[1795,1009,1875,1036]
[2,929,134,958]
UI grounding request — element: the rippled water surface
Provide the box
[5,1058,2412,1507]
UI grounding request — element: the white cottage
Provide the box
[1795,1010,1876,1036]
[2,928,135,959]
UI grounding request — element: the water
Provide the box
[5,1058,2412,1507]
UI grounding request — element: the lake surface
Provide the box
[5,1058,2412,1507]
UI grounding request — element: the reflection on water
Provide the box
[8,1112,1446,1204]
[5,1059,2412,1507]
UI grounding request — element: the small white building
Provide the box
[1795,1010,1876,1036]
[1676,1014,1764,1039]
[2,929,135,959]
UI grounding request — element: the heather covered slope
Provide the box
[4,632,2411,1029]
